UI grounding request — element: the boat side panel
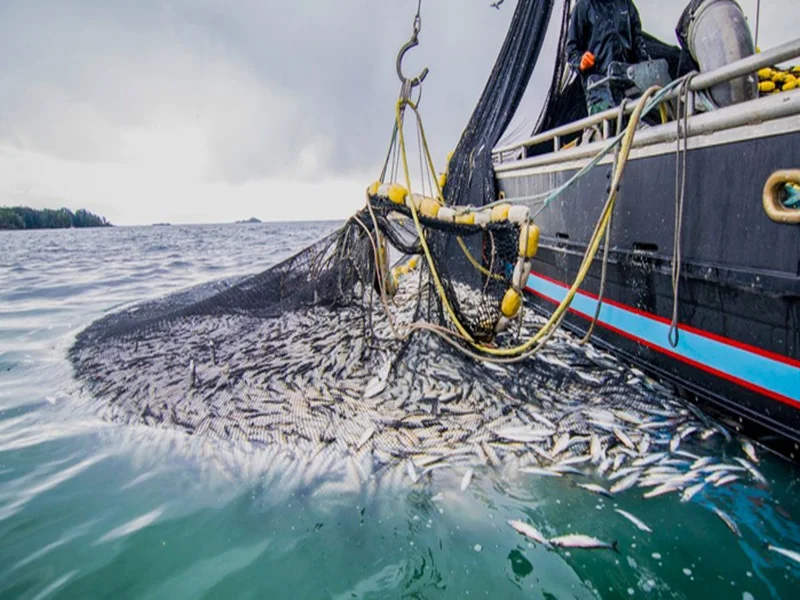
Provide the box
[499,130,800,275]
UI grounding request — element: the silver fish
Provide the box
[643,481,682,499]
[615,509,652,532]
[733,457,768,485]
[577,483,612,497]
[614,428,635,450]
[681,481,706,503]
[712,507,741,537]
[549,534,617,551]
[632,452,666,467]
[610,471,640,494]
[741,439,759,464]
[714,474,739,488]
[508,520,550,546]
[520,467,562,478]
[552,433,571,456]
[691,456,714,470]
[767,544,800,566]
[460,468,474,492]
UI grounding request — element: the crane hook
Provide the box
[396,33,429,88]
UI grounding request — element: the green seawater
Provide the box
[1,225,799,599]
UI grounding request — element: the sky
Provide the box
[0,0,793,225]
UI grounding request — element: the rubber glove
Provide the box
[580,51,595,72]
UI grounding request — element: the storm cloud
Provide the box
[0,0,791,224]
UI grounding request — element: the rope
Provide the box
[755,0,761,50]
[394,85,664,358]
[668,74,696,348]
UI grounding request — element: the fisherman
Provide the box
[566,0,651,115]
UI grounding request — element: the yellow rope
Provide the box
[392,87,659,357]
[455,236,506,281]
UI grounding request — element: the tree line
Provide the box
[0,206,112,230]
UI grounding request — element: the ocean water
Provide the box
[0,223,798,599]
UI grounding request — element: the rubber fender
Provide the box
[758,67,773,80]
[455,212,475,225]
[501,288,522,319]
[388,183,408,204]
[518,223,540,259]
[507,205,530,225]
[512,259,531,290]
[490,204,511,222]
[420,197,440,219]
[783,80,798,92]
[368,181,381,196]
[474,210,491,227]
[792,66,800,75]
[759,81,776,93]
[437,206,455,223]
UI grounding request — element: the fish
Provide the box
[712,507,741,537]
[610,471,640,494]
[614,428,635,450]
[681,482,706,503]
[407,460,419,484]
[767,544,800,566]
[714,474,740,488]
[460,468,474,492]
[637,434,651,456]
[713,507,742,537]
[577,483,612,497]
[551,433,571,456]
[520,467,562,478]
[669,433,681,453]
[733,457,768,485]
[508,520,550,546]
[741,439,759,464]
[590,434,603,463]
[550,464,585,476]
[643,481,682,499]
[691,456,714,470]
[549,534,618,552]
[615,509,652,533]
[632,452,666,467]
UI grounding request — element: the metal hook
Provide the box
[396,35,429,89]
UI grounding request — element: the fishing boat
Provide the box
[484,1,800,451]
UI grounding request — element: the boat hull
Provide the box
[495,121,800,449]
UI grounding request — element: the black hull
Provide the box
[496,126,800,449]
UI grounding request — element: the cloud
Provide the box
[0,0,794,224]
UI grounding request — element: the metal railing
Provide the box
[492,38,800,162]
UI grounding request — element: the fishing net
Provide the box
[68,0,756,495]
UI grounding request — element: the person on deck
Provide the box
[566,0,651,115]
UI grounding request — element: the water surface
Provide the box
[1,223,798,599]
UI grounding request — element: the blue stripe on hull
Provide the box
[525,272,800,405]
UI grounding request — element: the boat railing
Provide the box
[492,37,800,163]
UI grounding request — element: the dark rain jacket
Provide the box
[566,0,650,79]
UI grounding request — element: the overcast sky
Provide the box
[0,0,792,225]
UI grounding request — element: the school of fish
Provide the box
[70,274,781,554]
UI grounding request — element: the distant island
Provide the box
[236,217,262,224]
[0,206,112,230]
